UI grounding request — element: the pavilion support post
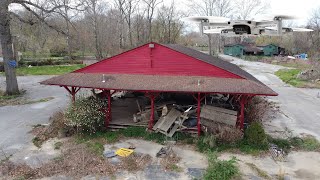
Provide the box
[71,87,76,103]
[149,93,155,130]
[197,92,201,136]
[64,86,80,104]
[107,90,112,122]
[102,90,112,128]
[239,95,249,130]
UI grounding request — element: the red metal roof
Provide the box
[40,42,278,96]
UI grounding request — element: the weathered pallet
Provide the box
[200,105,237,127]
[157,109,182,132]
[167,123,180,137]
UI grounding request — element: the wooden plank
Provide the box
[153,116,166,131]
[158,109,181,132]
[202,105,237,116]
[200,106,237,127]
[167,123,180,137]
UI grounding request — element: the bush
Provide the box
[244,122,268,149]
[204,151,239,180]
[19,59,83,67]
[65,97,107,134]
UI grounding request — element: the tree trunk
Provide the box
[0,1,19,95]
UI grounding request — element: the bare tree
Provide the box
[0,0,69,95]
[308,7,320,57]
[234,0,270,20]
[143,0,163,41]
[187,0,233,55]
[154,1,184,43]
[83,0,107,60]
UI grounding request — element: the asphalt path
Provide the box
[0,76,69,160]
[219,54,320,139]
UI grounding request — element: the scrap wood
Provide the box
[155,108,181,132]
[200,105,237,127]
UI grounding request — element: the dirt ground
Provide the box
[0,138,208,180]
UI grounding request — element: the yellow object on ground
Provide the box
[115,148,134,157]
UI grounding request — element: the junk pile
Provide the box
[132,93,242,139]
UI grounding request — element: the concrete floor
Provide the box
[219,54,320,139]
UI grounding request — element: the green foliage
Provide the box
[32,137,41,148]
[120,127,148,138]
[19,59,83,67]
[65,97,107,134]
[204,151,239,180]
[268,135,320,152]
[16,64,85,75]
[275,69,308,87]
[268,136,292,153]
[299,136,320,151]
[244,122,268,149]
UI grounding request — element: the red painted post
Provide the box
[71,87,76,104]
[107,90,112,122]
[197,92,201,136]
[239,96,246,130]
[149,93,155,130]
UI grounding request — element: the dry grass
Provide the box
[31,111,74,148]
[0,138,155,179]
[120,153,152,172]
[0,89,55,106]
[202,120,244,143]
[160,150,182,172]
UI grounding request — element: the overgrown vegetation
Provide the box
[203,151,239,180]
[65,97,107,134]
[244,122,268,149]
[269,135,320,153]
[197,122,269,155]
[76,126,194,146]
[15,64,85,76]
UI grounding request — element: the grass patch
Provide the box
[275,69,307,87]
[268,135,320,152]
[246,162,271,179]
[203,151,239,180]
[15,64,85,75]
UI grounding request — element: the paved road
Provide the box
[219,54,320,139]
[0,76,69,160]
